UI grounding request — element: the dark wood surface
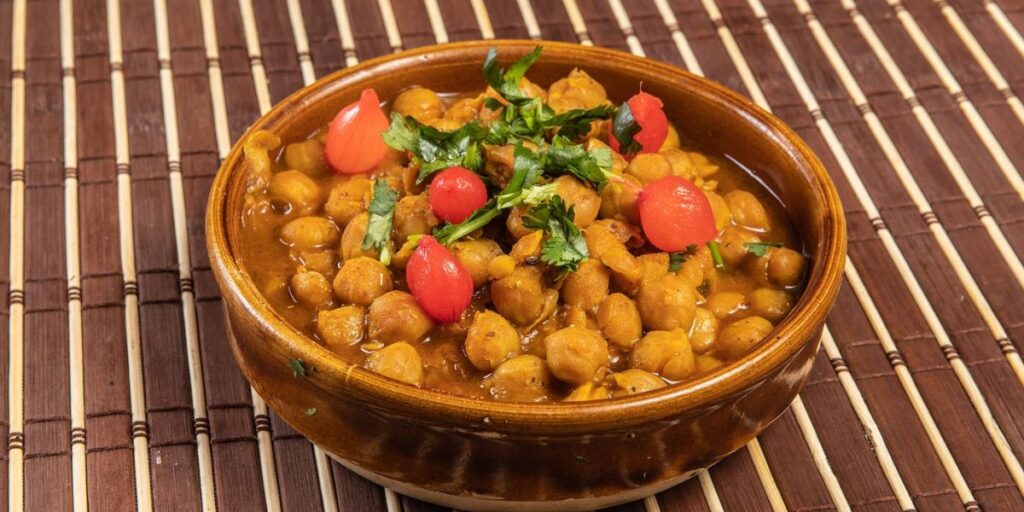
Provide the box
[3,0,1024,510]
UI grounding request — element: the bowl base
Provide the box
[321,447,697,512]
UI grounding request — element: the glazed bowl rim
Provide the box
[207,40,846,430]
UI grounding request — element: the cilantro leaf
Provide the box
[483,46,543,106]
[434,200,501,246]
[289,359,308,378]
[545,136,615,187]
[668,244,698,271]
[381,112,487,183]
[522,195,589,272]
[362,179,398,265]
[548,104,616,140]
[743,241,783,257]
[612,102,643,156]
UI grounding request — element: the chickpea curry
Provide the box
[237,47,807,402]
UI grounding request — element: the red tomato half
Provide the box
[637,176,717,252]
[609,91,669,156]
[324,88,390,174]
[405,236,474,323]
[428,167,489,223]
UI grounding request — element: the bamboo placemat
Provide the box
[3,0,1024,510]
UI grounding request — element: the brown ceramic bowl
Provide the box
[207,40,845,511]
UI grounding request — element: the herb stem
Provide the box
[436,206,501,245]
[708,241,725,270]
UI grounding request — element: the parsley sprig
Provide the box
[611,102,642,156]
[522,195,590,272]
[362,179,398,265]
[382,113,485,183]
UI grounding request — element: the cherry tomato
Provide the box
[609,91,669,156]
[428,167,488,223]
[637,176,717,252]
[405,236,474,323]
[324,88,390,175]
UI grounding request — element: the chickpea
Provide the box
[688,308,718,354]
[689,152,719,178]
[625,153,672,185]
[389,237,418,270]
[484,144,516,188]
[724,190,770,231]
[544,326,610,385]
[465,310,521,371]
[768,247,806,287]
[518,77,547,101]
[368,291,435,343]
[561,259,610,311]
[587,138,627,176]
[444,97,480,124]
[325,177,372,227]
[716,316,774,360]
[269,170,322,214]
[750,288,794,322]
[599,174,641,223]
[393,194,438,242]
[317,305,366,349]
[491,266,546,326]
[707,291,749,320]
[295,249,338,277]
[610,252,667,296]
[610,369,667,396]
[584,222,642,286]
[487,254,516,281]
[660,149,697,181]
[333,257,393,306]
[704,191,731,231]
[596,293,642,350]
[509,230,543,264]
[548,69,608,112]
[339,213,381,261]
[565,382,611,402]
[629,329,696,380]
[284,139,327,177]
[554,176,600,227]
[696,354,724,373]
[636,273,697,331]
[678,247,714,290]
[280,216,340,249]
[660,124,680,151]
[484,355,552,402]
[451,239,504,287]
[718,226,760,267]
[505,205,535,239]
[364,342,424,386]
[290,269,333,309]
[562,305,590,328]
[392,87,444,123]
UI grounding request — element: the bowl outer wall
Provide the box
[206,41,845,436]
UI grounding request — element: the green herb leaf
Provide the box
[305,407,318,416]
[289,359,308,378]
[381,112,488,183]
[483,46,543,106]
[743,241,783,257]
[668,244,698,271]
[548,104,616,140]
[611,102,643,156]
[380,112,419,152]
[362,179,398,265]
[708,241,725,270]
[433,200,501,246]
[545,136,615,187]
[523,195,589,272]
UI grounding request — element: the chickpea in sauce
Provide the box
[237,47,806,402]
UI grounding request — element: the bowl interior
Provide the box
[212,40,845,428]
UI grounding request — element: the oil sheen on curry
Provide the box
[237,48,807,402]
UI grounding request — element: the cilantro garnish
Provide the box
[743,241,783,257]
[611,102,642,156]
[289,359,308,378]
[523,195,590,272]
[483,46,543,106]
[668,244,698,271]
[362,179,398,265]
[545,136,615,187]
[708,241,725,270]
[382,113,486,183]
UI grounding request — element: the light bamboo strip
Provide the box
[469,0,495,40]
[835,0,1024,298]
[514,0,542,40]
[378,0,404,52]
[560,0,593,46]
[867,0,1024,200]
[821,327,916,510]
[697,471,723,512]
[285,0,316,85]
[697,0,768,108]
[105,0,155,508]
[790,397,851,512]
[60,0,88,510]
[606,0,645,56]
[642,495,661,512]
[650,0,703,75]
[281,5,343,511]
[6,0,26,510]
[330,0,359,67]
[796,0,1024,402]
[228,0,288,510]
[929,0,1024,126]
[152,0,218,508]
[983,0,1024,59]
[603,8,793,510]
[698,0,978,505]
[750,0,1024,497]
[424,0,449,44]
